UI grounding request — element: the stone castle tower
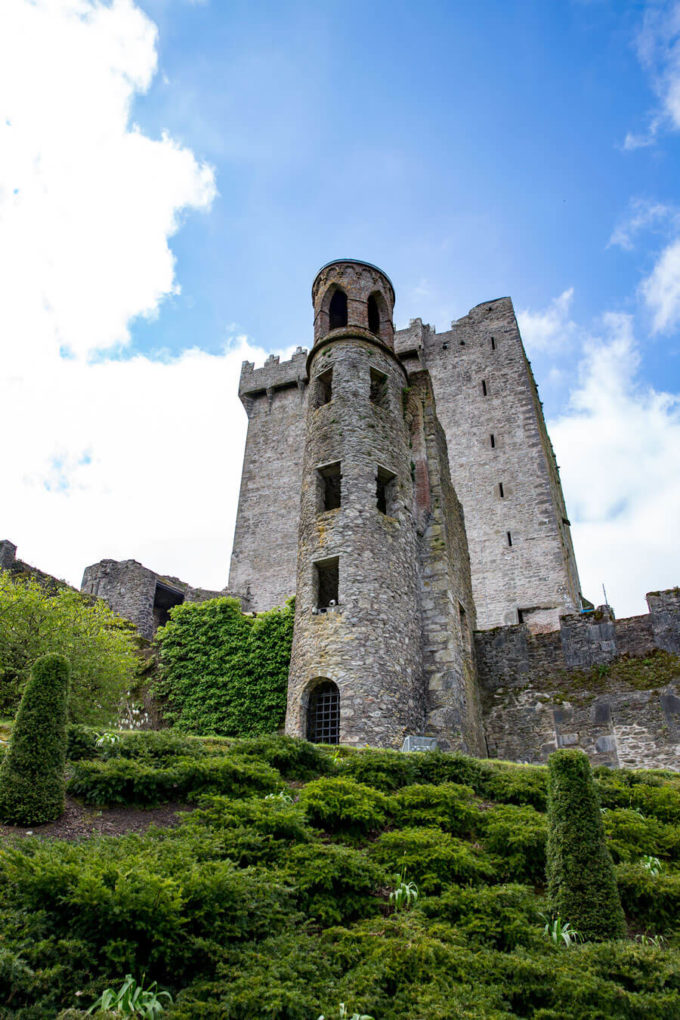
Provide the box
[230,258,581,749]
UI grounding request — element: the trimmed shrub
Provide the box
[480,803,547,884]
[103,729,209,764]
[0,653,70,825]
[298,777,391,836]
[420,883,545,950]
[603,807,678,864]
[410,749,492,789]
[340,748,416,791]
[180,795,314,865]
[227,733,332,780]
[482,763,548,811]
[68,754,281,806]
[283,842,386,924]
[392,782,478,835]
[616,862,680,933]
[546,749,625,940]
[369,826,495,893]
[66,723,101,761]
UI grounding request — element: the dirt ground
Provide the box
[0,797,194,841]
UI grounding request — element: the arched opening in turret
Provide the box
[329,288,348,330]
[306,679,340,744]
[367,293,380,334]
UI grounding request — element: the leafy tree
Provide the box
[547,748,626,941]
[0,653,70,824]
[0,572,139,725]
[154,597,294,735]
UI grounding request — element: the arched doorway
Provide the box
[306,679,340,744]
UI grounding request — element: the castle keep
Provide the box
[66,257,679,767]
[230,259,584,751]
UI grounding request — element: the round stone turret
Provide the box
[311,259,395,349]
[286,260,424,748]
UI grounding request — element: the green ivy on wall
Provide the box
[154,597,295,736]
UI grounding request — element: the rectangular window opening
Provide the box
[153,582,184,630]
[498,482,504,498]
[491,337,496,350]
[481,379,488,396]
[507,531,513,547]
[315,556,339,609]
[317,462,341,512]
[314,368,333,408]
[376,466,397,516]
[369,368,389,409]
[490,433,496,448]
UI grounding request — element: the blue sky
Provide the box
[1,0,679,617]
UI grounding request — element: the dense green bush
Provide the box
[596,770,680,824]
[410,749,492,789]
[102,728,210,764]
[482,763,548,811]
[283,842,385,924]
[603,807,680,864]
[66,723,101,761]
[340,748,416,791]
[0,573,138,725]
[420,883,545,951]
[481,804,548,884]
[181,795,314,865]
[299,777,391,836]
[616,862,680,933]
[0,653,70,825]
[392,782,478,835]
[370,826,495,893]
[546,749,626,940]
[227,732,332,780]
[68,754,281,806]
[154,596,294,736]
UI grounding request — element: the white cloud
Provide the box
[624,0,680,148]
[0,0,273,592]
[608,198,677,250]
[0,0,216,362]
[549,312,680,617]
[516,288,576,353]
[640,237,680,332]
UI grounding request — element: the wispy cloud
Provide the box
[623,0,680,149]
[517,288,577,353]
[640,237,680,332]
[608,197,678,249]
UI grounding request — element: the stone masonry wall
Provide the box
[396,299,582,629]
[81,559,232,642]
[405,373,486,754]
[286,333,425,747]
[476,590,680,769]
[227,349,308,611]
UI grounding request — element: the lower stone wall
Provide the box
[476,588,680,769]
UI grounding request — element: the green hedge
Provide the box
[547,749,625,941]
[67,754,281,806]
[298,776,391,836]
[616,862,680,933]
[0,653,70,825]
[480,804,548,885]
[369,826,495,893]
[392,782,478,835]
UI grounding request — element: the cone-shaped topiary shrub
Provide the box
[0,653,70,825]
[547,748,625,941]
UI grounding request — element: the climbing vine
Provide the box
[154,597,295,735]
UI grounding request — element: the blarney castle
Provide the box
[72,260,679,768]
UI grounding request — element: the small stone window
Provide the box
[317,461,341,512]
[491,337,496,350]
[329,289,348,330]
[314,368,333,408]
[376,466,397,516]
[367,293,380,334]
[307,680,340,744]
[498,482,504,498]
[315,556,339,609]
[153,581,184,630]
[481,379,488,396]
[507,530,513,547]
[490,433,496,448]
[369,368,388,409]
